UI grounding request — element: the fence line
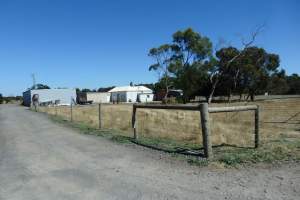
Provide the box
[208,105,258,113]
[37,102,261,159]
[132,103,259,158]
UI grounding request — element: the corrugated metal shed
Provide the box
[22,89,76,107]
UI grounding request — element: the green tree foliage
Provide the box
[213,47,241,100]
[148,44,174,98]
[97,86,115,92]
[81,88,92,93]
[149,28,213,100]
[0,93,3,104]
[267,69,289,95]
[148,28,295,103]
[238,47,280,100]
[286,73,300,94]
[31,84,50,90]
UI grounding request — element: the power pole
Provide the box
[31,73,36,89]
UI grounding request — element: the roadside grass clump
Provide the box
[213,137,300,167]
[186,157,210,167]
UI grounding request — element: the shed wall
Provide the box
[30,89,76,105]
[87,93,110,103]
[139,93,154,102]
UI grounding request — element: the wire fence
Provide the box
[36,97,300,157]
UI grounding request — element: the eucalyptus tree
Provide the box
[0,93,3,104]
[148,44,174,98]
[239,47,280,100]
[148,28,213,101]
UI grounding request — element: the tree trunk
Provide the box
[208,80,218,104]
[227,89,232,103]
[164,75,170,100]
[239,93,242,102]
[246,93,250,101]
[250,93,255,101]
[164,88,168,99]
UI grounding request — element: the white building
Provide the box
[108,86,154,103]
[23,89,76,107]
[87,92,110,103]
[77,92,110,104]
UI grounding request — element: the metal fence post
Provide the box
[200,103,213,158]
[99,103,102,129]
[254,105,260,148]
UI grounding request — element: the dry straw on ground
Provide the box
[38,98,300,147]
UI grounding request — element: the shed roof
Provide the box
[30,88,75,92]
[108,86,153,93]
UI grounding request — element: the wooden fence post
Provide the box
[132,105,138,140]
[200,103,213,158]
[98,103,102,129]
[70,104,73,122]
[254,105,260,148]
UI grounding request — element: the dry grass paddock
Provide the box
[37,98,300,148]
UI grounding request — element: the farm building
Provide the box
[108,86,154,103]
[23,89,76,107]
[77,92,110,104]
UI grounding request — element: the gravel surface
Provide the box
[0,104,299,200]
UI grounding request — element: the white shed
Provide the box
[23,88,76,107]
[108,86,153,103]
[86,92,110,103]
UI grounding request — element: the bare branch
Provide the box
[242,23,266,48]
[214,37,227,52]
[207,23,266,103]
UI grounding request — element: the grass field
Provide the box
[47,114,300,167]
[38,98,300,145]
[36,97,300,167]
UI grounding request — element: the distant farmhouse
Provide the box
[23,89,76,107]
[108,85,153,103]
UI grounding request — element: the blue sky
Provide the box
[0,0,299,96]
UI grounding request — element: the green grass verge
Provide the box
[213,137,300,166]
[47,113,300,168]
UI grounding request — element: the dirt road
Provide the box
[0,104,299,200]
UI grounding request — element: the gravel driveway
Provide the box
[0,104,299,200]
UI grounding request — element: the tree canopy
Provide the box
[0,93,3,104]
[149,28,213,100]
[31,84,50,90]
[148,28,298,103]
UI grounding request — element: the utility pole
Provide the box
[31,73,36,89]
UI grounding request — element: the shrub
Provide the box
[0,93,3,104]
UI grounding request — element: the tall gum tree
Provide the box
[149,28,213,101]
